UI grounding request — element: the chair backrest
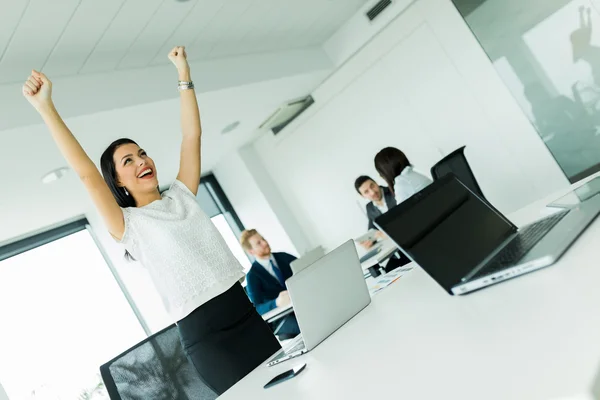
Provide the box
[430,146,485,199]
[100,324,217,400]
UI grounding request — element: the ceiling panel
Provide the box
[149,0,226,66]
[187,0,255,59]
[0,0,81,84]
[42,0,126,77]
[234,0,294,55]
[117,0,198,70]
[197,0,256,59]
[207,0,270,59]
[0,0,370,81]
[0,0,29,63]
[249,1,322,54]
[295,1,358,48]
[78,0,164,74]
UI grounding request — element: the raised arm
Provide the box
[22,71,125,239]
[170,46,202,196]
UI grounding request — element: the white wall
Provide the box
[238,145,313,254]
[213,150,299,257]
[248,0,569,251]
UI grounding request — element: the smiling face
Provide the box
[112,143,159,196]
[358,179,383,202]
[247,233,272,259]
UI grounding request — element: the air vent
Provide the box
[366,0,392,21]
[259,95,314,135]
[453,0,487,17]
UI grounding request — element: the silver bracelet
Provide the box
[178,81,194,91]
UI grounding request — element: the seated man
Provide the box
[354,175,396,249]
[240,229,300,337]
[355,175,410,271]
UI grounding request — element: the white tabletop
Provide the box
[221,175,600,400]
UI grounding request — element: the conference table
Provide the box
[221,174,600,400]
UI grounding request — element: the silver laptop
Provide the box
[267,240,370,366]
[374,174,600,295]
[290,246,325,274]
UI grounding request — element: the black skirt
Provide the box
[177,282,281,395]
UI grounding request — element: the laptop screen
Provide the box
[374,175,516,292]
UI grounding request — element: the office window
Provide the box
[0,223,145,400]
[453,0,600,182]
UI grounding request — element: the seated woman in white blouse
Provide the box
[374,147,433,204]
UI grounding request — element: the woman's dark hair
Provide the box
[354,175,374,195]
[100,138,138,261]
[374,147,411,194]
[100,138,138,208]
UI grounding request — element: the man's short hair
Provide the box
[354,175,374,194]
[240,229,259,251]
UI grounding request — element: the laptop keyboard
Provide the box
[473,210,569,278]
[285,338,305,355]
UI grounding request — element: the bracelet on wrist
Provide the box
[178,80,194,91]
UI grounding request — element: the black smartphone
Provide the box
[264,364,306,389]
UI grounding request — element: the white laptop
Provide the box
[289,246,325,274]
[267,240,371,367]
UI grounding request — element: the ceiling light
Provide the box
[41,167,70,184]
[221,121,241,134]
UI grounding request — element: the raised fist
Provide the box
[168,46,189,73]
[22,70,53,112]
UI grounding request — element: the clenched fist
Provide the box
[168,46,190,77]
[22,70,53,113]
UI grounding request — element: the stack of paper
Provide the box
[368,265,413,296]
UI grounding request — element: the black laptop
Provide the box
[374,174,600,294]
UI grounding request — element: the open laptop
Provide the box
[290,246,326,274]
[374,174,600,295]
[267,240,371,366]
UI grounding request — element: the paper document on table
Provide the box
[368,265,413,296]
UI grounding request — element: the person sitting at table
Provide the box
[241,229,300,337]
[374,147,432,204]
[354,175,396,249]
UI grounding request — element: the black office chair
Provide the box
[100,324,217,400]
[430,146,486,199]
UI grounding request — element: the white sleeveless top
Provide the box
[393,166,433,204]
[118,180,243,322]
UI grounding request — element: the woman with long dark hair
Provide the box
[22,46,280,395]
[374,147,432,204]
